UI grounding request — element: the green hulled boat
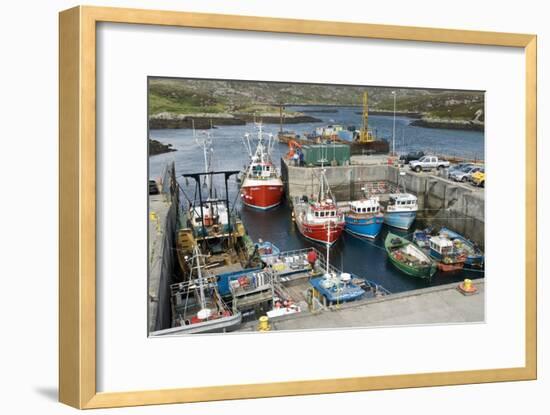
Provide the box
[385,233,437,279]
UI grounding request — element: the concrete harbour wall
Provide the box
[281,159,485,246]
[148,164,179,332]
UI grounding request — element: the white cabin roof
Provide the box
[429,235,453,248]
[389,193,417,202]
[350,198,380,208]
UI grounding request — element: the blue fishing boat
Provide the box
[384,193,418,230]
[310,273,365,305]
[344,197,384,239]
[308,224,365,305]
[439,227,484,268]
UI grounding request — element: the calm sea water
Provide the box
[149,107,484,293]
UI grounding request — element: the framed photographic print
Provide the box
[59,6,537,409]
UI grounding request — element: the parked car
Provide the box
[449,165,483,182]
[448,162,474,174]
[409,156,450,172]
[399,151,425,164]
[149,179,160,195]
[471,169,485,187]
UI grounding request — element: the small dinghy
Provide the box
[385,233,437,280]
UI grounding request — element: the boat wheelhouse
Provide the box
[344,197,384,239]
[294,197,345,245]
[429,235,467,272]
[189,200,229,237]
[384,193,418,230]
[428,235,455,260]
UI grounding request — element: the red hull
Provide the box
[241,184,284,210]
[437,262,465,272]
[296,220,345,245]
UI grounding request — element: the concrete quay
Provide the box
[238,279,484,332]
[148,164,179,332]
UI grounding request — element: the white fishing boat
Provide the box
[383,171,418,230]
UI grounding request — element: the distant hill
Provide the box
[148,78,484,130]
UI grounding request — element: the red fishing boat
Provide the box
[293,169,345,245]
[240,123,284,210]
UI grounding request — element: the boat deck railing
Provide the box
[229,269,275,297]
[170,275,218,297]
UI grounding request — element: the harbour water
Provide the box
[149,107,485,293]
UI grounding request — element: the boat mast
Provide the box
[279,104,283,133]
[319,165,325,202]
[194,120,213,198]
[257,122,264,163]
[243,132,253,159]
[398,170,407,194]
[194,245,207,312]
[203,140,212,198]
[325,220,330,275]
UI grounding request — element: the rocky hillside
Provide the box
[148,78,484,130]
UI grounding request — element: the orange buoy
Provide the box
[457,279,478,295]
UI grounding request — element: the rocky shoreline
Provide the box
[149,139,177,156]
[300,109,338,113]
[367,110,423,119]
[357,110,483,132]
[149,112,321,129]
[409,118,484,132]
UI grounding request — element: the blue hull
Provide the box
[344,215,384,239]
[429,249,443,261]
[310,277,365,304]
[439,227,484,267]
[384,211,417,230]
[465,257,484,267]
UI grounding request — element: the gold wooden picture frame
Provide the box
[59,5,537,409]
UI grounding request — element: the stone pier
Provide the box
[281,158,485,246]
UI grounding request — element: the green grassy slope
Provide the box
[148,78,484,121]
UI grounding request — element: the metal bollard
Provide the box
[258,315,271,331]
